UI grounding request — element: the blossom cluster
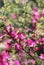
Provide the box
[0,23,44,65]
[0,0,44,65]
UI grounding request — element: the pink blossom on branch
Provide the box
[39,54,44,59]
[22,0,25,5]
[14,43,23,51]
[0,35,3,41]
[5,39,12,50]
[33,11,40,20]
[32,18,37,23]
[19,32,26,40]
[14,60,21,65]
[30,50,34,56]
[32,8,40,23]
[13,13,17,19]
[28,59,35,64]
[6,24,12,33]
[0,51,10,65]
[10,30,19,37]
[41,12,44,17]
[27,39,36,47]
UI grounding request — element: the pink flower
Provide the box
[22,0,25,5]
[14,43,23,51]
[5,39,12,50]
[0,54,3,65]
[1,51,9,60]
[21,39,27,47]
[0,35,3,41]
[6,39,12,44]
[41,12,44,17]
[27,39,36,47]
[5,43,11,50]
[32,8,39,12]
[30,50,34,56]
[34,47,39,52]
[11,30,19,37]
[42,37,44,42]
[0,63,2,65]
[14,34,19,40]
[32,8,40,23]
[32,18,37,23]
[24,59,28,65]
[14,60,21,65]
[39,54,44,59]
[0,51,10,65]
[28,59,35,64]
[18,52,23,57]
[19,33,26,40]
[25,28,31,33]
[39,37,44,44]
[3,62,10,65]
[6,24,12,33]
[13,14,17,19]
[18,51,26,58]
[10,30,19,40]
[34,11,39,20]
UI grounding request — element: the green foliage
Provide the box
[36,59,42,65]
[0,21,5,28]
[37,0,44,8]
[0,0,44,35]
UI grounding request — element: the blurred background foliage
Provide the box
[0,0,44,34]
